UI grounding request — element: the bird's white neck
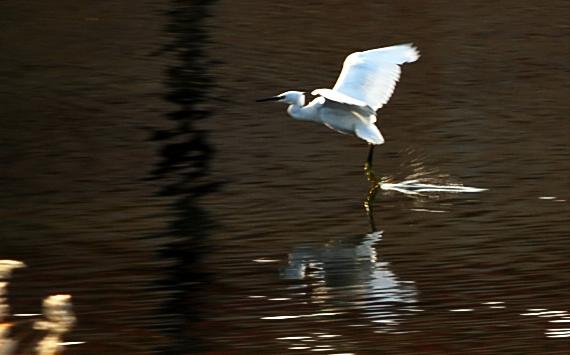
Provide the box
[287,102,319,123]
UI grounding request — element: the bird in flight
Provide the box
[257,43,420,181]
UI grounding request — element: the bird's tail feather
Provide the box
[355,124,385,145]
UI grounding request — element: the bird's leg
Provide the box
[363,181,381,232]
[364,144,379,183]
[363,143,382,231]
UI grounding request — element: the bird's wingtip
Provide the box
[402,43,420,62]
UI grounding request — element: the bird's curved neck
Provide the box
[287,101,318,122]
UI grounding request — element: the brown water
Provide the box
[1,0,569,354]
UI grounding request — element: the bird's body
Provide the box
[288,94,382,143]
[256,43,420,181]
[257,43,419,145]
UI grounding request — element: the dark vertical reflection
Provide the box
[150,0,220,353]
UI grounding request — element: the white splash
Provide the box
[381,179,487,195]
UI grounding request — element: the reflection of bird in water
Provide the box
[256,44,420,180]
[281,231,418,329]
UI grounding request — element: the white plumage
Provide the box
[256,43,420,146]
[323,43,419,111]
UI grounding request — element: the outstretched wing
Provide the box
[331,43,419,111]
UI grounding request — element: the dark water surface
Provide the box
[1,0,569,354]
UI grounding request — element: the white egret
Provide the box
[257,43,420,181]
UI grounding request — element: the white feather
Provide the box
[258,44,419,146]
[330,43,419,111]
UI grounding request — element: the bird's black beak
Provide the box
[255,96,282,102]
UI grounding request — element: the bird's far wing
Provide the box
[332,43,420,111]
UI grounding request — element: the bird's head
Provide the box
[256,90,305,106]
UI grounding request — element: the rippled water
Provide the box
[1,0,569,353]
